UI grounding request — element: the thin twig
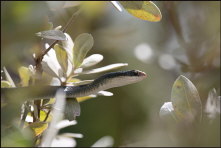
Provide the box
[43,109,51,122]
[42,9,81,57]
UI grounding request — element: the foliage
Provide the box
[1,1,220,147]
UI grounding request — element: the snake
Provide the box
[1,70,147,102]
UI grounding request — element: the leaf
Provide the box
[171,75,202,123]
[51,135,76,147]
[91,136,114,147]
[73,33,94,68]
[81,63,128,74]
[18,66,30,86]
[54,44,68,73]
[80,54,103,68]
[56,120,77,129]
[110,1,122,12]
[3,67,16,87]
[1,80,12,88]
[119,1,162,22]
[28,122,48,136]
[159,102,177,122]
[65,98,81,121]
[39,110,52,122]
[97,91,113,96]
[205,88,220,119]
[36,30,67,41]
[60,133,83,138]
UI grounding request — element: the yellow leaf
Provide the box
[1,80,12,88]
[18,66,30,86]
[28,122,48,136]
[120,1,162,22]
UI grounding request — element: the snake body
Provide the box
[1,70,147,102]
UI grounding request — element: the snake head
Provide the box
[95,70,147,90]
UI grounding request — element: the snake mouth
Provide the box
[135,70,147,78]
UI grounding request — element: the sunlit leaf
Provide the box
[73,33,94,68]
[42,44,64,78]
[80,54,103,68]
[91,136,114,147]
[54,44,68,74]
[61,33,74,62]
[56,120,77,129]
[1,80,12,88]
[65,98,80,121]
[81,63,128,74]
[119,1,162,22]
[3,67,16,87]
[28,122,48,136]
[110,1,122,12]
[171,75,202,123]
[60,133,83,138]
[159,102,177,122]
[205,88,220,119]
[51,135,76,147]
[36,30,67,41]
[18,66,30,86]
[97,91,113,96]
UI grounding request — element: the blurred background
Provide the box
[1,1,220,147]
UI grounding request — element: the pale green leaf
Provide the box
[171,75,202,122]
[3,67,16,87]
[73,33,94,68]
[18,66,30,86]
[119,1,162,22]
[81,63,128,74]
[36,30,67,41]
[1,80,12,88]
[80,54,103,68]
[54,44,68,73]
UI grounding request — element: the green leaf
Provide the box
[1,80,12,88]
[119,1,162,22]
[65,98,81,121]
[28,122,48,136]
[18,66,30,86]
[80,54,103,68]
[36,30,67,41]
[81,63,128,74]
[54,44,68,73]
[171,75,202,123]
[73,33,94,68]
